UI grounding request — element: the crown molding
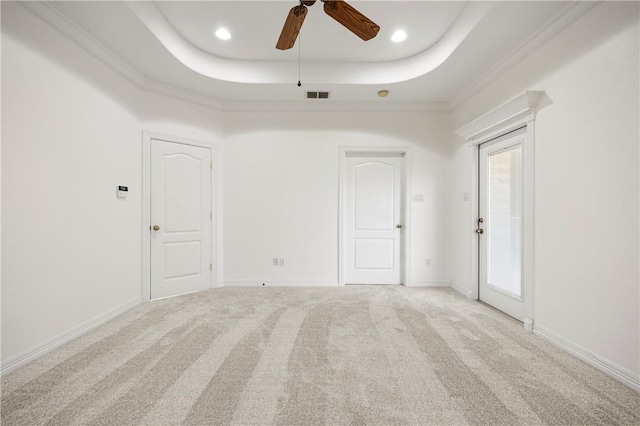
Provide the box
[18,1,591,115]
[18,1,147,88]
[141,79,225,111]
[18,1,444,114]
[18,1,228,111]
[447,1,601,111]
[223,101,449,113]
[455,91,544,145]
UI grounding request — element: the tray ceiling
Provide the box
[24,1,594,109]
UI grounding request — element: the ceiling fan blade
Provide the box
[276,5,308,50]
[323,0,380,41]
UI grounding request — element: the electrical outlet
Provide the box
[425,258,431,267]
[273,257,279,266]
[279,258,285,267]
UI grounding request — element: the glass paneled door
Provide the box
[478,128,525,320]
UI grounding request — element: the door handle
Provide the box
[475,228,484,234]
[396,224,403,229]
[153,225,160,231]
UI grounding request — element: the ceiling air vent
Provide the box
[306,91,330,99]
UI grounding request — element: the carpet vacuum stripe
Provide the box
[1,287,638,425]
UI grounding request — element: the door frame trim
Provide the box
[455,91,544,331]
[338,146,412,286]
[142,131,221,301]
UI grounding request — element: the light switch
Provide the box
[412,194,424,202]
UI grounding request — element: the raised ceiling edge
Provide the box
[455,91,545,145]
[19,1,147,88]
[14,1,591,115]
[127,1,492,86]
[222,101,449,113]
[446,1,600,111]
[17,1,446,114]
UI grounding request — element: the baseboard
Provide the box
[1,296,142,375]
[533,324,640,392]
[407,281,451,288]
[224,280,339,287]
[450,282,474,299]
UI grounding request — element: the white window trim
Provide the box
[455,91,544,331]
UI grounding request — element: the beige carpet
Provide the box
[1,286,638,425]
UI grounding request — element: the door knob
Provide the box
[153,225,160,231]
[475,228,484,234]
[396,224,403,229]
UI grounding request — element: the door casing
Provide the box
[142,131,221,301]
[339,147,412,286]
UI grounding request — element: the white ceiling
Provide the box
[39,1,591,109]
[155,2,467,62]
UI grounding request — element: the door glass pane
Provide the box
[488,144,522,297]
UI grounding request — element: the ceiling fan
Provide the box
[276,0,380,50]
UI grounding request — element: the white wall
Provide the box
[2,3,141,364]
[450,2,639,379]
[137,92,224,144]
[223,111,451,287]
[0,3,225,366]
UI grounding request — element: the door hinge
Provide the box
[209,263,212,271]
[210,211,212,220]
[210,161,213,169]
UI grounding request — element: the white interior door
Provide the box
[150,139,211,299]
[478,128,525,320]
[344,154,403,285]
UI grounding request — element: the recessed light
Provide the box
[215,28,231,41]
[378,90,389,98]
[391,30,407,43]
